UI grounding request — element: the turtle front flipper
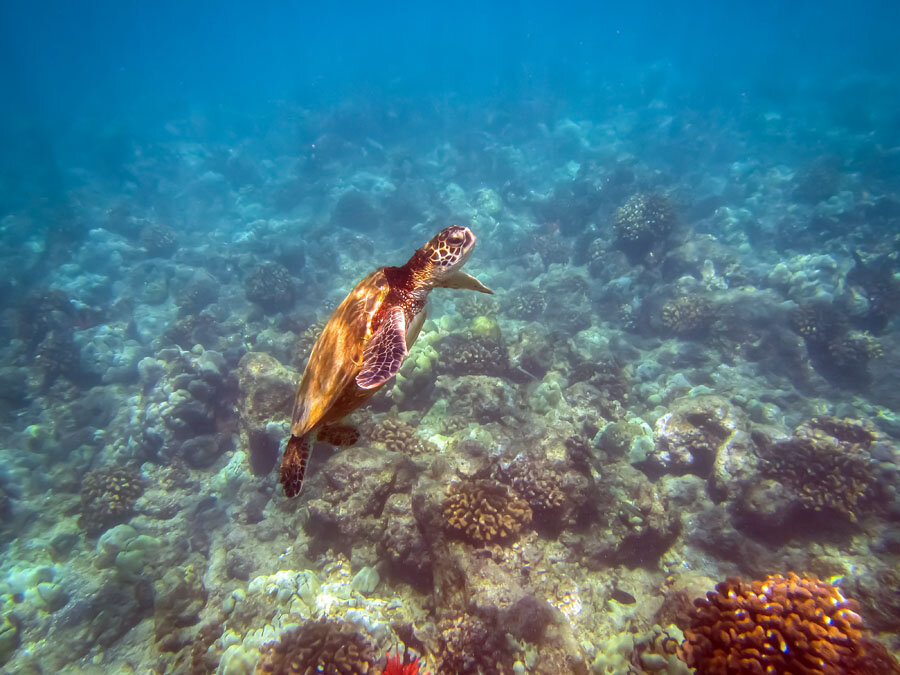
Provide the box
[356,305,409,389]
[435,270,493,294]
[280,434,313,498]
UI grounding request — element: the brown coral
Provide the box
[79,466,144,535]
[660,295,713,335]
[255,618,376,675]
[758,417,875,522]
[369,418,434,455]
[680,572,900,675]
[442,479,532,545]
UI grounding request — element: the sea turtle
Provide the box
[280,225,492,497]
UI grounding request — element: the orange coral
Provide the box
[680,572,900,674]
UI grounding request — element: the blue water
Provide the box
[1,1,899,672]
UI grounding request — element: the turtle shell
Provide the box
[290,269,391,438]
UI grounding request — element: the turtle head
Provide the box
[421,225,476,280]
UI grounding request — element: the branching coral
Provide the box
[757,417,875,522]
[679,572,900,674]
[369,419,434,455]
[245,261,295,312]
[442,479,532,545]
[661,295,713,335]
[79,466,145,535]
[255,618,377,675]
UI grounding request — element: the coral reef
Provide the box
[442,479,532,545]
[255,618,377,675]
[680,572,900,674]
[79,466,144,535]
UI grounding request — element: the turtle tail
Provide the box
[280,434,312,498]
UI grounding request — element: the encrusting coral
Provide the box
[79,466,145,535]
[442,479,532,545]
[255,618,377,675]
[679,572,900,674]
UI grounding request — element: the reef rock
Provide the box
[236,351,297,475]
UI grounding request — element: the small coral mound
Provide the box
[757,416,875,522]
[505,286,547,320]
[791,302,881,376]
[495,457,565,516]
[680,572,900,674]
[79,466,144,535]
[245,261,295,312]
[455,293,499,319]
[442,479,532,545]
[614,192,675,260]
[827,330,882,367]
[176,275,219,316]
[369,419,433,455]
[435,614,508,674]
[139,223,178,256]
[255,618,376,675]
[661,295,713,335]
[436,334,508,376]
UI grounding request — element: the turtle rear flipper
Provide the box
[280,434,312,498]
[356,306,409,389]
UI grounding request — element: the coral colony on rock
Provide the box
[2,1,900,673]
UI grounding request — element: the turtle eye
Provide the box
[447,234,464,246]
